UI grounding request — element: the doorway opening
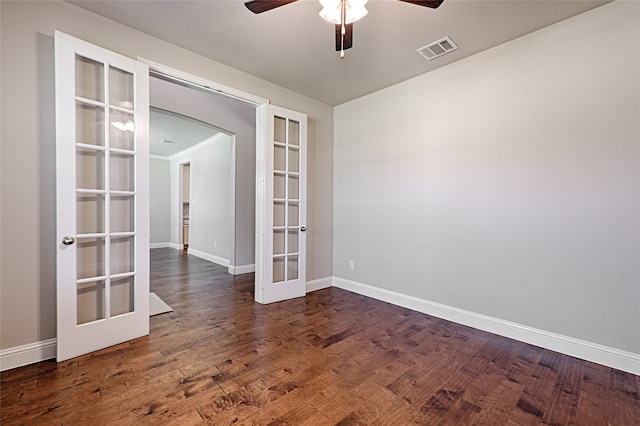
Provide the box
[144,58,309,306]
[145,62,266,281]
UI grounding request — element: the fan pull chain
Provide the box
[340,0,346,58]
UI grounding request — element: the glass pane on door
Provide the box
[76,194,105,234]
[77,280,105,325]
[274,201,285,227]
[273,229,285,255]
[272,116,302,284]
[288,203,299,226]
[288,176,299,199]
[287,229,299,254]
[109,67,134,109]
[109,111,135,151]
[73,53,138,324]
[288,148,299,172]
[274,144,286,171]
[273,257,285,283]
[110,153,134,191]
[75,55,104,102]
[110,195,134,233]
[111,236,134,275]
[76,105,105,147]
[110,276,134,317]
[76,237,105,280]
[76,148,105,189]
[288,120,300,146]
[274,116,286,143]
[288,256,299,281]
[274,173,285,199]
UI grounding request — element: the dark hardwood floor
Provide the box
[2,248,639,425]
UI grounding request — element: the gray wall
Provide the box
[0,0,334,351]
[333,1,640,355]
[150,157,171,245]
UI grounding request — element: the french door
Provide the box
[55,32,149,362]
[255,105,307,304]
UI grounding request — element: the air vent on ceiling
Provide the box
[161,139,177,144]
[417,37,458,61]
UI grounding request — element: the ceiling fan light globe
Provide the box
[319,6,341,24]
[319,0,368,24]
[347,5,368,23]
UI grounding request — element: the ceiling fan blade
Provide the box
[335,22,353,51]
[244,0,298,14]
[397,0,444,9]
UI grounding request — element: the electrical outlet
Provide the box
[214,242,217,249]
[348,260,355,270]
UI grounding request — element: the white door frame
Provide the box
[142,59,268,107]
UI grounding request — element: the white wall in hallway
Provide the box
[170,135,233,263]
[150,157,171,246]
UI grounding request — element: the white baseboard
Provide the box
[170,243,183,251]
[150,242,171,249]
[333,277,640,376]
[0,339,56,372]
[6,278,637,375]
[187,248,230,268]
[306,277,333,293]
[229,264,255,275]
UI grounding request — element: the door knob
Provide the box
[62,236,75,246]
[300,227,306,232]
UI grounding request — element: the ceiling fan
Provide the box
[245,0,444,58]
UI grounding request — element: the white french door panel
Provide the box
[255,104,307,304]
[55,31,149,362]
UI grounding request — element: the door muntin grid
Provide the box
[74,54,136,325]
[272,116,301,283]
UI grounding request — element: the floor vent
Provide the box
[417,37,458,61]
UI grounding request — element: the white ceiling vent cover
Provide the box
[417,37,458,61]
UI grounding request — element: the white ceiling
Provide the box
[69,0,609,106]
[149,108,221,157]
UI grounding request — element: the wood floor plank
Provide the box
[468,378,524,425]
[2,248,639,425]
[575,386,613,426]
[542,356,584,425]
